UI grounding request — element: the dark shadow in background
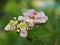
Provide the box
[0,0,7,18]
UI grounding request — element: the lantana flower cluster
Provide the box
[4,9,48,37]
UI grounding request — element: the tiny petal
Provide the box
[20,28,27,37]
[14,20,18,25]
[10,20,14,23]
[4,25,10,31]
[39,16,48,23]
[17,22,27,29]
[30,19,34,23]
[28,19,34,27]
[17,30,20,32]
[10,25,16,30]
[34,11,45,18]
[23,9,36,17]
[23,16,30,22]
[14,17,16,20]
[29,22,34,27]
[34,11,48,23]
[38,11,45,17]
[28,19,34,23]
[34,16,48,23]
[26,27,28,30]
[23,17,31,23]
[34,19,40,23]
[18,16,23,21]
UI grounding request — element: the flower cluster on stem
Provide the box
[4,9,48,37]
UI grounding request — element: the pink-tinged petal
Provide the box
[39,11,45,16]
[23,9,36,17]
[29,22,34,27]
[23,16,30,22]
[34,19,40,23]
[28,19,34,27]
[10,25,16,30]
[34,11,45,18]
[34,11,48,23]
[20,28,27,37]
[39,16,48,23]
[41,16,48,23]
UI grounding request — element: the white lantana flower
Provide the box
[4,25,10,31]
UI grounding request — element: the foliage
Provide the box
[0,0,60,45]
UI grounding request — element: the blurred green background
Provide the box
[0,0,60,45]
